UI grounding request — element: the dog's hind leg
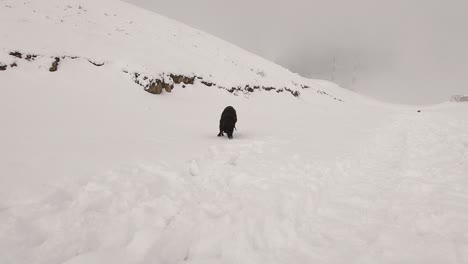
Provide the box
[218,122,224,136]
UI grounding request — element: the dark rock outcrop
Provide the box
[170,74,195,84]
[146,81,163,94]
[201,81,214,87]
[88,60,104,66]
[143,79,174,94]
[25,54,38,61]
[49,57,60,72]
[162,82,173,92]
[9,51,22,59]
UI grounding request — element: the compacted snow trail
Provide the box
[2,105,467,264]
[167,109,468,263]
[307,110,468,263]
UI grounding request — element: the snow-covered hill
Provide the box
[0,0,347,99]
[1,0,468,264]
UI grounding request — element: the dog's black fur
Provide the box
[217,106,237,139]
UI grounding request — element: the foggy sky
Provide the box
[124,0,468,104]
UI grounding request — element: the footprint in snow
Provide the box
[189,160,199,176]
[227,154,239,166]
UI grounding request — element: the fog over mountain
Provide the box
[125,0,468,104]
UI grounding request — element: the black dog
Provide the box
[217,106,237,139]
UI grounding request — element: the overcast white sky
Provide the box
[124,0,468,104]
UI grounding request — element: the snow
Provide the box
[1,0,468,263]
[0,0,341,92]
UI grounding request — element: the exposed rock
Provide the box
[132,72,141,86]
[170,74,195,84]
[284,88,300,97]
[162,82,173,92]
[143,78,173,94]
[49,57,60,72]
[1,49,338,100]
[88,60,104,66]
[9,51,22,59]
[201,81,214,87]
[450,95,468,102]
[146,80,163,94]
[25,54,38,61]
[1,51,341,100]
[183,76,195,84]
[3,51,322,99]
[170,74,184,84]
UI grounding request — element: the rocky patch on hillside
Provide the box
[128,71,342,101]
[1,50,342,101]
[0,51,104,72]
[129,71,304,97]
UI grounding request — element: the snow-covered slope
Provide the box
[1,0,468,264]
[0,0,347,99]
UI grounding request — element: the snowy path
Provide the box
[1,108,468,264]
